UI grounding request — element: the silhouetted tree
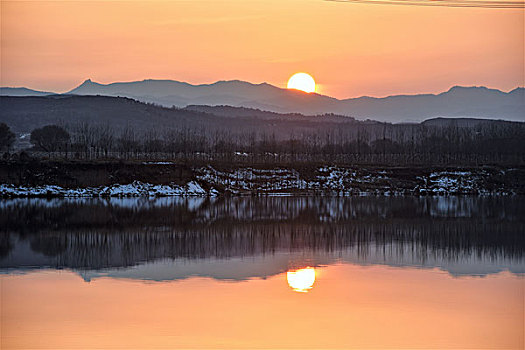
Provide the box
[0,123,16,152]
[30,125,70,153]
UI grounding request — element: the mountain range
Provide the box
[2,79,524,123]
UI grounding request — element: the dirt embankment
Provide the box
[0,160,194,187]
[1,159,524,196]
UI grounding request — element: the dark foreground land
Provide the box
[1,159,524,197]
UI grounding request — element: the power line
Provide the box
[325,0,525,8]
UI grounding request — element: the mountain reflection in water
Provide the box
[1,196,524,280]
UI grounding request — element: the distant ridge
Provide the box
[2,79,524,122]
[0,87,53,96]
[1,95,521,135]
[65,79,525,122]
[0,95,361,135]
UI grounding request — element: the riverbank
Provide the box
[1,160,523,197]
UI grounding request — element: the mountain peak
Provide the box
[446,85,487,93]
[510,87,524,94]
[441,85,510,97]
[69,79,104,94]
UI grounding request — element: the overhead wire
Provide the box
[325,0,525,8]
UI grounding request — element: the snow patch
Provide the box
[0,181,209,198]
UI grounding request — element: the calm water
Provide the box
[1,196,524,349]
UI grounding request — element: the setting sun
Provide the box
[287,267,316,292]
[287,73,316,93]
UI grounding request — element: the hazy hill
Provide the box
[339,86,525,123]
[183,105,359,123]
[0,95,221,133]
[63,79,524,123]
[421,117,514,127]
[0,87,53,96]
[2,94,522,140]
[0,95,363,136]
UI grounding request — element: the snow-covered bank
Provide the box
[1,166,522,197]
[196,166,519,196]
[0,180,210,197]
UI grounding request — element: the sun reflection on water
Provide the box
[286,267,316,293]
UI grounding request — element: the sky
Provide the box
[1,0,523,98]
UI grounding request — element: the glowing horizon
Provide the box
[1,0,523,98]
[287,72,316,93]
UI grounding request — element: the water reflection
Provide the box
[1,196,524,349]
[287,267,316,292]
[0,196,523,278]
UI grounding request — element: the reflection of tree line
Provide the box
[1,216,523,269]
[1,197,523,267]
[1,197,522,234]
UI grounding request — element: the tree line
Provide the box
[1,120,524,165]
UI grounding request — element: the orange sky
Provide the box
[1,0,523,98]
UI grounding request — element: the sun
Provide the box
[287,267,316,292]
[287,73,316,93]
